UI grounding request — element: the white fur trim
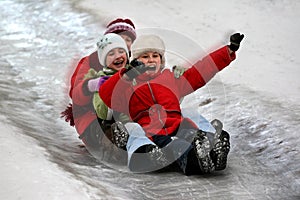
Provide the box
[131,35,166,67]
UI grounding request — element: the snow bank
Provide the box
[0,116,91,200]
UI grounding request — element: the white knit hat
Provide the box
[131,34,166,67]
[97,33,129,66]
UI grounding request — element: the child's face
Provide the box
[119,33,133,51]
[137,51,162,75]
[106,48,127,71]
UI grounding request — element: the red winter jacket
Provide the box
[69,51,103,135]
[100,46,235,140]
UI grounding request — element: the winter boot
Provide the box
[211,119,223,134]
[193,130,215,173]
[129,144,169,172]
[145,144,169,167]
[210,119,230,170]
[177,145,201,176]
[160,136,198,175]
[111,121,129,150]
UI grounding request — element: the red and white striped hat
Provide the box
[104,18,136,41]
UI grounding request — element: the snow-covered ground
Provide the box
[1,0,299,199]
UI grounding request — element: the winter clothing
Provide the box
[124,59,151,80]
[172,65,186,79]
[131,34,166,67]
[93,33,129,121]
[126,122,171,173]
[61,18,137,129]
[210,119,230,170]
[68,53,103,136]
[60,51,101,127]
[92,76,112,119]
[67,52,197,172]
[97,33,129,67]
[181,107,216,133]
[104,18,136,41]
[64,33,129,135]
[83,68,114,120]
[229,33,244,51]
[88,33,165,172]
[87,77,102,92]
[99,42,236,174]
[67,51,128,165]
[61,103,74,126]
[80,119,127,165]
[100,45,236,141]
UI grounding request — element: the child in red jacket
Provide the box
[100,33,244,175]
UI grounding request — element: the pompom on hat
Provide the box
[131,34,166,68]
[97,33,129,66]
[104,18,137,42]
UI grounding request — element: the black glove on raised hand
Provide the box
[124,59,149,80]
[229,33,244,51]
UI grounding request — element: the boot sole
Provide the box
[211,130,230,171]
[193,132,215,173]
[111,121,129,149]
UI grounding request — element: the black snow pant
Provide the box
[79,119,127,165]
[152,128,202,175]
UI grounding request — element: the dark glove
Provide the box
[229,33,244,51]
[124,59,150,80]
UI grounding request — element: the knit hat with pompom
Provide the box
[104,18,136,42]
